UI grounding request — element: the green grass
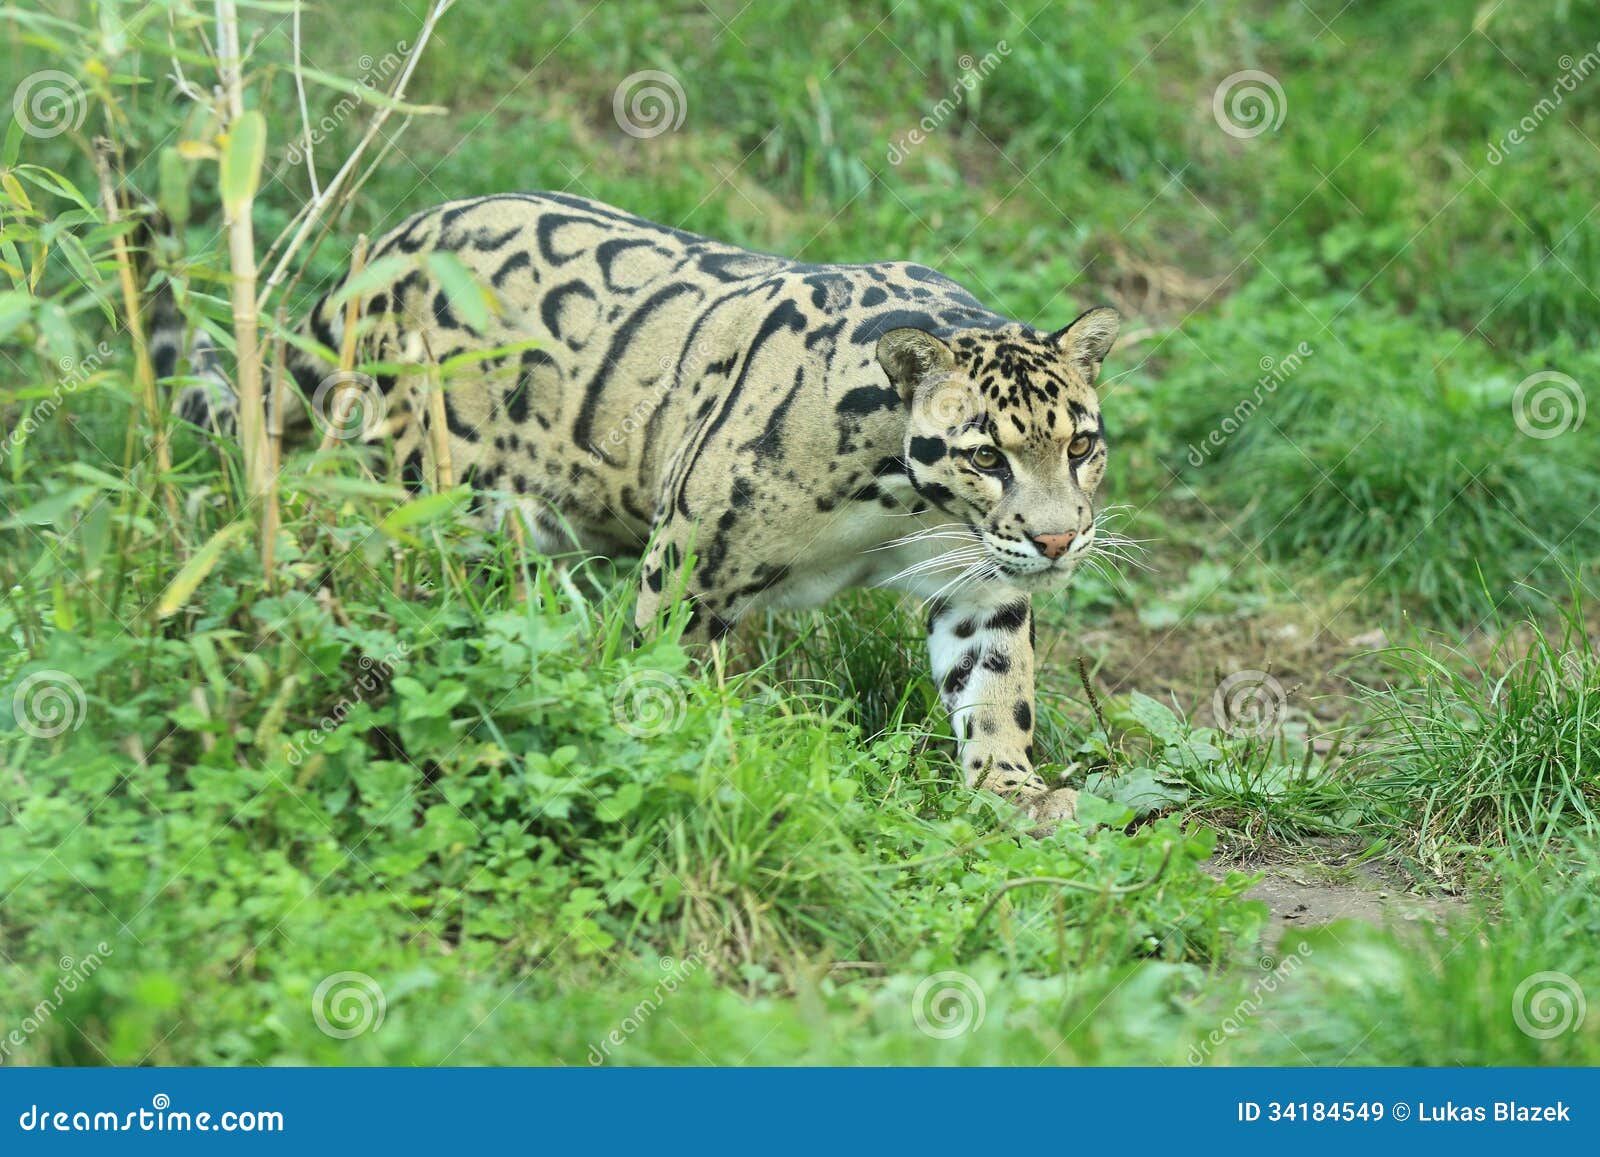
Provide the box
[1358,590,1600,872]
[4,0,1600,1066]
[1152,303,1600,619]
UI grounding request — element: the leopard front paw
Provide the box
[972,760,1076,834]
[1024,786,1078,834]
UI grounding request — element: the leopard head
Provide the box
[876,307,1120,590]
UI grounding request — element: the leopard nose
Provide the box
[1032,531,1076,560]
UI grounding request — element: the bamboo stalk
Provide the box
[421,337,454,490]
[91,140,179,529]
[318,234,369,453]
[257,0,456,310]
[263,306,289,585]
[214,1,270,534]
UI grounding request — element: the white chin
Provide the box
[998,563,1075,591]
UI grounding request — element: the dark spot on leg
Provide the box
[942,652,977,697]
[987,600,1029,633]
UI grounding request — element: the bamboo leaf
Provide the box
[159,147,190,229]
[295,65,449,116]
[157,521,250,618]
[377,486,472,544]
[426,251,494,333]
[219,111,267,214]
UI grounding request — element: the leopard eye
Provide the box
[969,445,1006,472]
[1067,433,1094,459]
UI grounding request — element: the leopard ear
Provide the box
[876,328,956,403]
[1051,306,1120,385]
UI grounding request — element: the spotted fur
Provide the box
[167,192,1121,827]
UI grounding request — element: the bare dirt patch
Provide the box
[1208,848,1470,950]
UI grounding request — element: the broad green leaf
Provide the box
[595,782,643,822]
[1125,691,1186,746]
[1072,790,1136,830]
